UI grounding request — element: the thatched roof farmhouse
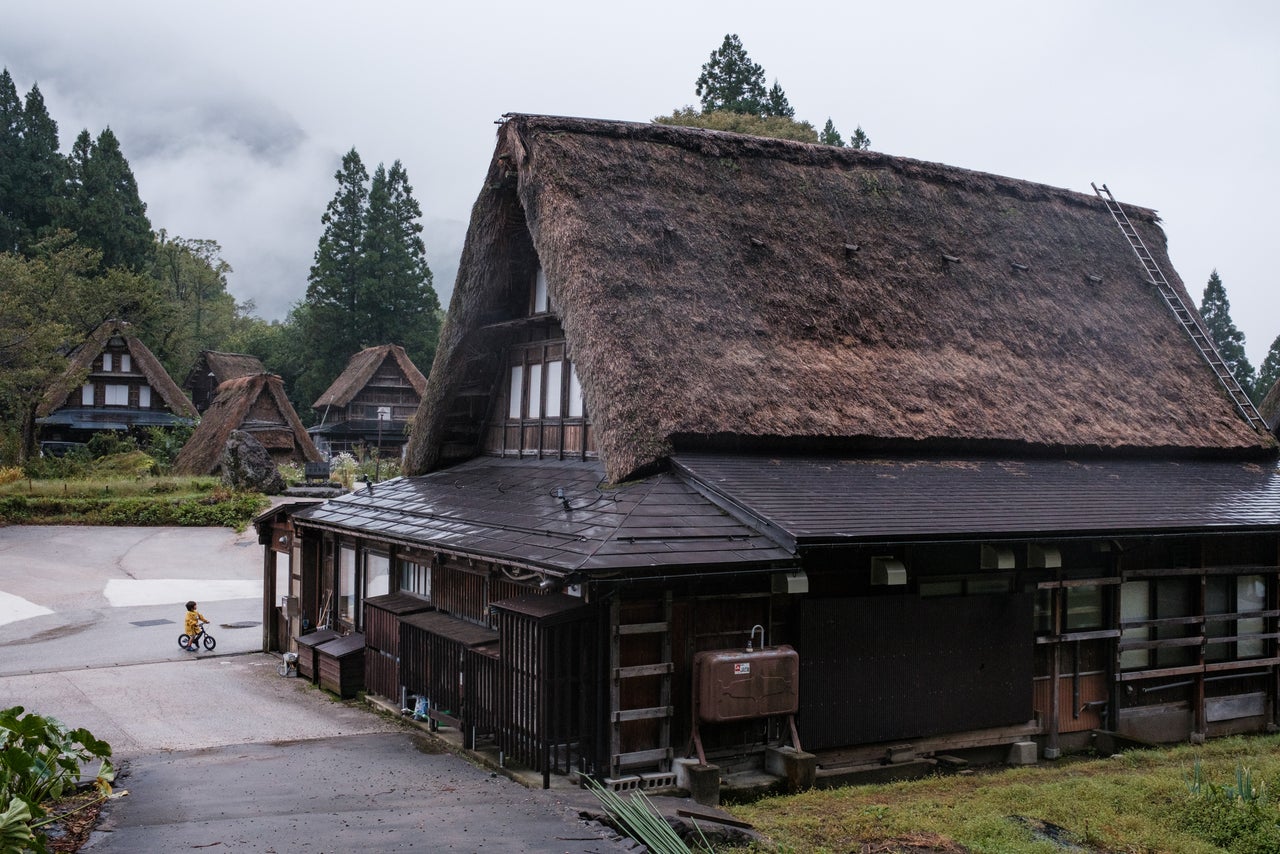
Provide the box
[310,344,427,454]
[259,116,1280,795]
[174,373,321,475]
[37,319,197,442]
[183,350,267,413]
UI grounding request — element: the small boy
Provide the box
[184,600,209,652]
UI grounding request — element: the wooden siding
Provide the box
[317,634,365,698]
[1033,672,1107,733]
[493,596,595,784]
[797,594,1035,750]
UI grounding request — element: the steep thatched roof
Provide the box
[174,373,322,474]
[185,351,266,387]
[37,319,197,419]
[313,344,427,409]
[407,115,1275,484]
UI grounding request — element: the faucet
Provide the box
[747,624,765,652]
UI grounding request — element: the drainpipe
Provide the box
[1045,586,1062,760]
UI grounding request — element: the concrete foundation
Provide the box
[1007,741,1038,766]
[765,746,817,792]
[674,758,721,806]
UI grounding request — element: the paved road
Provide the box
[0,526,630,853]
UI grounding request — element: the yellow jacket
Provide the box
[185,610,207,636]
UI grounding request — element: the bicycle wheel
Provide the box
[202,634,216,651]
[178,634,191,649]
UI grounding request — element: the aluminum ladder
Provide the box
[1092,182,1268,432]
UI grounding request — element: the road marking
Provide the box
[0,591,53,627]
[103,579,262,607]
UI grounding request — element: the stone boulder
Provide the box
[219,430,286,494]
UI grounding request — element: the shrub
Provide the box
[23,447,91,480]
[0,705,113,854]
[0,467,23,486]
[85,431,136,459]
[141,424,194,471]
[278,461,303,485]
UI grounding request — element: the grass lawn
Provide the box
[725,734,1280,853]
[0,454,267,529]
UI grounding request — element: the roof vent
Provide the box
[1087,274,1103,284]
[844,243,860,256]
[980,545,1015,571]
[871,556,907,586]
[1028,544,1062,569]
[1010,262,1029,272]
[750,237,765,248]
[942,254,962,264]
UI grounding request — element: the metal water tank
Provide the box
[694,645,799,722]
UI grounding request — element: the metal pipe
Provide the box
[748,624,765,651]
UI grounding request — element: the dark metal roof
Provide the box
[400,610,499,647]
[36,408,196,429]
[290,457,796,576]
[673,453,1280,548]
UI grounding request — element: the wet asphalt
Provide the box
[0,525,632,853]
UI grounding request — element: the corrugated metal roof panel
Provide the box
[291,458,796,574]
[674,454,1280,545]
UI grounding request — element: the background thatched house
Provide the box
[36,319,197,444]
[175,373,321,475]
[309,344,427,455]
[260,115,1280,794]
[183,351,267,413]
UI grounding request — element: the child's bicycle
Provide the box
[179,626,216,651]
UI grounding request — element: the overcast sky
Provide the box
[4,1,1277,363]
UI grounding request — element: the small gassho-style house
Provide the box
[183,350,267,413]
[37,319,197,445]
[257,115,1280,794]
[173,373,322,475]
[308,344,427,456]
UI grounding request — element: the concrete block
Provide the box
[765,746,817,792]
[1007,741,1038,766]
[673,758,720,806]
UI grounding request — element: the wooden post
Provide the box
[1046,587,1061,760]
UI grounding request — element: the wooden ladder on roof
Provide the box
[1093,182,1268,432]
[608,592,674,783]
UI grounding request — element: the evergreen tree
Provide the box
[1199,269,1256,397]
[696,34,767,115]
[63,127,153,273]
[298,148,369,406]
[297,150,439,410]
[849,125,871,150]
[358,160,440,370]
[819,118,844,147]
[0,69,23,252]
[764,81,794,118]
[1255,333,1280,403]
[14,83,64,249]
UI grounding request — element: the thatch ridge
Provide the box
[190,351,266,385]
[406,114,1274,483]
[174,373,322,474]
[37,319,198,419]
[313,344,427,409]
